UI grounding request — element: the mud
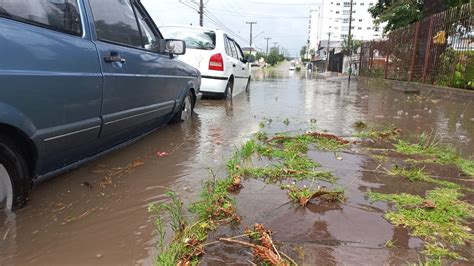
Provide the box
[1,62,473,265]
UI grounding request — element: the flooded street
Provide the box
[1,62,473,265]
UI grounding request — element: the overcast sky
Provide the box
[142,0,317,56]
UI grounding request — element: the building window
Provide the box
[342,18,349,23]
[367,27,371,30]
[369,3,374,6]
[341,34,348,39]
[360,3,364,6]
[351,26,354,29]
[334,27,339,30]
[336,11,340,14]
[337,3,340,6]
[343,10,350,15]
[341,26,349,31]
[359,19,363,22]
[343,2,350,7]
[358,27,362,30]
[374,27,380,32]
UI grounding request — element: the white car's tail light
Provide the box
[209,53,224,71]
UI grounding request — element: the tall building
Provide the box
[308,0,385,52]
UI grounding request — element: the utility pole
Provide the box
[326,32,331,71]
[246,21,257,53]
[198,0,204,26]
[348,0,354,81]
[264,37,272,55]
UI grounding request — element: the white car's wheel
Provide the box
[223,81,233,100]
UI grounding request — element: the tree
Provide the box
[267,49,284,66]
[369,0,469,33]
[341,38,363,56]
[300,45,308,59]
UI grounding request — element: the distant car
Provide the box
[160,25,253,99]
[289,64,296,71]
[0,0,200,211]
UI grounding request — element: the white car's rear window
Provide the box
[160,27,216,50]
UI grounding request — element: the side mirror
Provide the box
[244,55,255,63]
[159,39,186,55]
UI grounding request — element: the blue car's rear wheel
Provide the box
[0,135,30,211]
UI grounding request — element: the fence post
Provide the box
[384,53,389,79]
[408,22,420,82]
[422,17,434,83]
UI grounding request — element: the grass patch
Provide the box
[369,188,474,260]
[353,121,401,140]
[228,133,346,183]
[389,166,462,190]
[149,191,214,265]
[395,135,474,177]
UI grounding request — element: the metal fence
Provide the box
[360,3,473,90]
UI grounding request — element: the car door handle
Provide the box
[233,64,236,67]
[104,52,126,64]
[242,67,245,70]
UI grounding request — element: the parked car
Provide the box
[0,0,200,211]
[160,25,253,99]
[289,64,296,71]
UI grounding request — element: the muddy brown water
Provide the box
[1,62,473,265]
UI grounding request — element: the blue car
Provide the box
[0,0,201,211]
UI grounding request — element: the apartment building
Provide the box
[308,0,384,52]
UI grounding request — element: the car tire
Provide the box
[171,90,194,123]
[223,80,233,100]
[0,135,30,211]
[245,77,251,92]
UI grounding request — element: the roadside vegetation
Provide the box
[150,119,473,265]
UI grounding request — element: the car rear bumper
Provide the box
[200,75,229,94]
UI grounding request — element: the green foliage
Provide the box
[369,188,474,260]
[341,38,363,56]
[266,49,285,66]
[369,0,423,33]
[436,49,474,90]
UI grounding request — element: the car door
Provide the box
[0,0,103,176]
[233,41,250,90]
[224,36,244,92]
[87,0,179,137]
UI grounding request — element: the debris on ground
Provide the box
[281,185,346,206]
[219,223,295,265]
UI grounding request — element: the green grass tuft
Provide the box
[369,188,474,260]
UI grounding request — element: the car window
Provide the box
[160,27,215,50]
[0,0,82,36]
[228,38,238,59]
[233,41,244,61]
[89,0,142,47]
[224,36,232,56]
[134,5,158,51]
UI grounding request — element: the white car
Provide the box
[160,25,252,99]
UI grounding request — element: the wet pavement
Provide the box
[1,62,473,265]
